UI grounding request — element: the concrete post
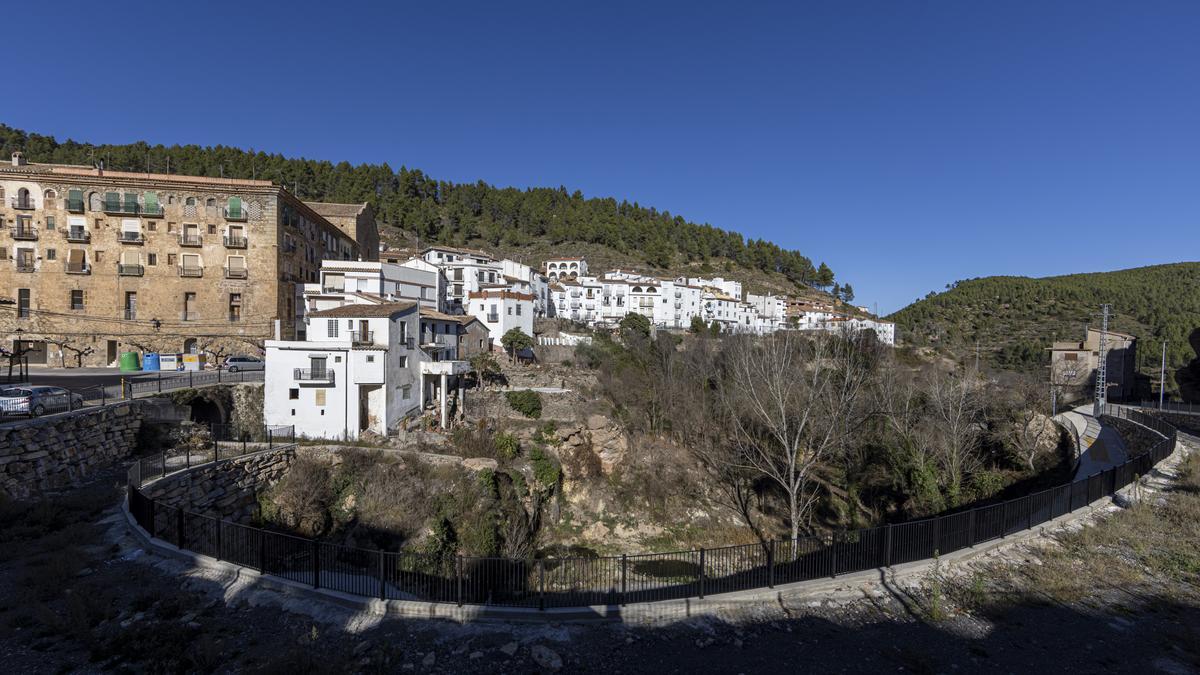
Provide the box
[458,378,465,420]
[440,372,448,429]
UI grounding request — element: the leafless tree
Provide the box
[718,331,872,541]
[45,336,95,368]
[923,367,986,506]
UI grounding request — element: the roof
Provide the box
[303,201,370,218]
[2,162,276,189]
[419,307,462,321]
[307,301,417,319]
[421,245,494,260]
[467,290,535,302]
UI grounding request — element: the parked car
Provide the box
[224,355,265,373]
[0,386,86,417]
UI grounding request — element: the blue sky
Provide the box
[10,1,1199,313]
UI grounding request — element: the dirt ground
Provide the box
[2,446,1199,675]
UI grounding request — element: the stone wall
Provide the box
[0,402,145,499]
[1103,415,1166,457]
[142,446,295,523]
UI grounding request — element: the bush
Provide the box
[529,446,561,489]
[505,390,543,418]
[495,432,521,460]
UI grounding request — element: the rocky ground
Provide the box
[0,434,1198,673]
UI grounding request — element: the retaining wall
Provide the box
[141,446,295,523]
[0,402,146,499]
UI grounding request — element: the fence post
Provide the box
[158,371,162,393]
[258,528,266,572]
[884,524,894,567]
[218,367,222,384]
[160,452,167,479]
[120,377,125,400]
[538,559,546,610]
[243,433,247,456]
[698,548,706,599]
[1000,501,1009,538]
[189,370,194,388]
[268,429,273,450]
[312,540,320,589]
[620,554,627,606]
[176,508,184,547]
[1026,498,1034,531]
[830,533,839,578]
[767,540,775,588]
[456,555,464,607]
[968,509,976,547]
[378,550,386,600]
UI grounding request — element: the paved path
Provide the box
[1056,404,1129,479]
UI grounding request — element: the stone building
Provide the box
[0,153,376,367]
[1050,327,1138,403]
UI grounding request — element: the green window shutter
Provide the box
[68,188,83,206]
[144,191,159,213]
[228,196,242,217]
[124,193,137,212]
[105,192,120,210]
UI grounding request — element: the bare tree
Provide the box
[923,367,986,506]
[45,336,95,368]
[993,372,1054,472]
[719,331,872,541]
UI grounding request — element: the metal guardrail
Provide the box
[123,404,1182,609]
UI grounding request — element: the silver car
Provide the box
[224,355,265,373]
[0,386,85,417]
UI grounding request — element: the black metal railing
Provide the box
[178,266,203,278]
[66,263,90,275]
[122,404,1180,610]
[294,368,335,382]
[66,228,91,242]
[104,201,161,216]
[224,266,247,279]
[11,225,37,240]
[350,330,374,345]
[106,368,265,400]
[10,197,35,210]
[178,234,203,246]
[118,231,145,243]
[224,207,247,221]
[224,235,247,248]
[15,260,35,272]
[65,198,85,212]
[118,264,144,276]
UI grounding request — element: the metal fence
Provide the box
[126,405,1180,609]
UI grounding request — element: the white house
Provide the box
[421,246,498,313]
[467,289,535,344]
[265,303,421,440]
[543,257,588,281]
[681,276,743,301]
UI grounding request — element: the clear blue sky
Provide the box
[10,1,1199,313]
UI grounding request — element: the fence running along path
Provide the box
[0,369,264,419]
[126,405,1180,610]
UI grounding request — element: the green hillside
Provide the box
[888,263,1200,399]
[0,125,832,293]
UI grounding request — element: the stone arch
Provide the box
[183,337,198,354]
[88,191,102,211]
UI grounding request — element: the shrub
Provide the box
[529,446,561,489]
[495,432,521,460]
[532,421,558,445]
[505,390,543,418]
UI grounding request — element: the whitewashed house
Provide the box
[467,289,535,344]
[543,257,588,281]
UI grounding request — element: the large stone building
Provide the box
[0,153,375,367]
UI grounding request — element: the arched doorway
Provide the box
[183,338,198,355]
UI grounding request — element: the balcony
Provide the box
[181,311,200,322]
[294,368,335,383]
[486,313,499,323]
[117,231,145,244]
[350,330,375,346]
[223,207,247,221]
[178,266,203,278]
[118,264,144,276]
[223,235,247,248]
[65,198,85,213]
[140,205,164,217]
[11,226,37,240]
[123,309,137,320]
[15,261,35,273]
[103,200,160,216]
[65,263,90,275]
[10,197,35,210]
[66,228,91,243]
[224,266,247,279]
[178,234,203,247]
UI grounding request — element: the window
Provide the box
[516,304,522,316]
[229,293,242,321]
[70,290,84,310]
[148,253,157,266]
[401,384,412,400]
[398,356,407,368]
[327,319,339,338]
[507,306,512,315]
[289,388,299,400]
[46,249,56,261]
[18,289,30,319]
[147,222,156,231]
[94,250,103,263]
[366,355,375,363]
[167,253,177,266]
[46,216,55,230]
[207,224,216,235]
[183,292,196,320]
[315,389,327,406]
[167,222,175,233]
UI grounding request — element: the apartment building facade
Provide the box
[0,154,371,367]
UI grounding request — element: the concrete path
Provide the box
[1057,404,1129,479]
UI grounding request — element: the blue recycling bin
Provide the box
[143,352,161,371]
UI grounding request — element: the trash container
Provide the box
[118,352,140,372]
[143,353,160,371]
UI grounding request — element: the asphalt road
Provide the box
[18,368,214,392]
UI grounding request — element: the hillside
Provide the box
[0,125,834,296]
[888,263,1200,398]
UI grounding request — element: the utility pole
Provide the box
[1093,304,1111,417]
[1159,339,1168,409]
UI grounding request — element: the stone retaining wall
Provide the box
[1103,414,1163,457]
[142,447,295,523]
[0,402,146,500]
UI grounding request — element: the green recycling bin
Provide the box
[118,351,141,372]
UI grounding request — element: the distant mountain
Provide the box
[0,124,833,294]
[888,263,1200,399]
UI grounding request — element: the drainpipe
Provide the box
[342,349,349,441]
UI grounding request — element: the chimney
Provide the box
[11,151,25,167]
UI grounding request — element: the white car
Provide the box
[224,355,265,373]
